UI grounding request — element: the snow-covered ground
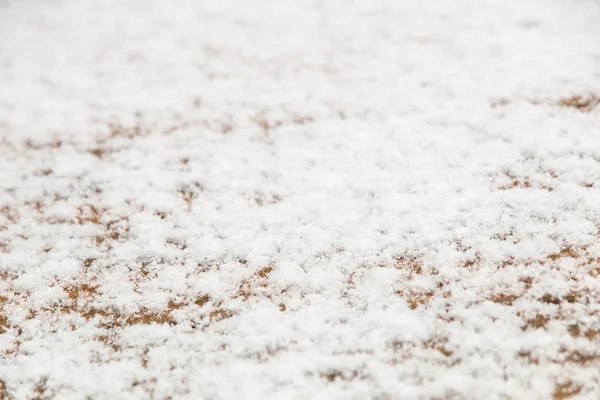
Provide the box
[1,0,600,398]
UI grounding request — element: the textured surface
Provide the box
[2,0,600,399]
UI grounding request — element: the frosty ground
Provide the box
[1,0,600,399]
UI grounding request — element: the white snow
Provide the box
[1,0,600,399]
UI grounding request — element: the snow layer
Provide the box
[1,0,600,399]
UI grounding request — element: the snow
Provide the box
[1,0,600,398]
